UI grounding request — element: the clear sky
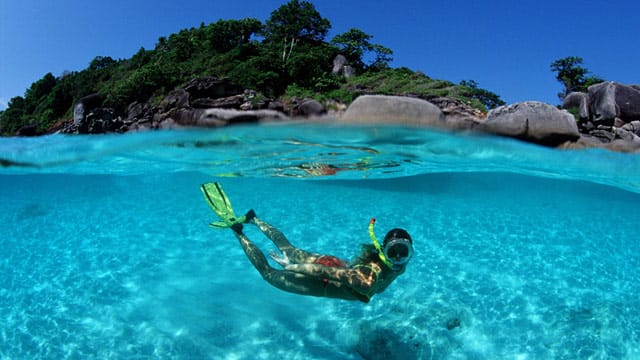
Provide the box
[1,0,639,111]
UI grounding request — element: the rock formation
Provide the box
[342,95,446,128]
[480,101,580,146]
[60,75,640,153]
[561,81,640,152]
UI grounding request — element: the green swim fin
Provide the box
[200,182,246,228]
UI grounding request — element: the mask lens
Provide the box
[387,244,409,258]
[383,238,413,265]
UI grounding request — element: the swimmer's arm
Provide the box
[284,264,376,293]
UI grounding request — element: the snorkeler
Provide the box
[200,182,413,302]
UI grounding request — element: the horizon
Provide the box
[1,0,639,111]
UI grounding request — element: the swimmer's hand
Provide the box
[269,251,290,267]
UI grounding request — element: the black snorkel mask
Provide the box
[368,218,413,271]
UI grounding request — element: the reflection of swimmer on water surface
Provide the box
[299,162,344,176]
[201,182,414,302]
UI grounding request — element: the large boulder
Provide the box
[342,95,446,127]
[163,108,288,127]
[332,54,355,78]
[73,93,104,125]
[159,89,190,111]
[481,101,580,146]
[562,92,590,119]
[78,107,122,134]
[297,99,326,117]
[588,82,640,125]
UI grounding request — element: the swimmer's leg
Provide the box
[232,227,355,300]
[231,224,272,275]
[244,210,319,264]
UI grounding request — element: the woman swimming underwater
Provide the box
[201,182,414,302]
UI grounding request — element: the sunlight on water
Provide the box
[1,124,639,359]
[1,123,639,192]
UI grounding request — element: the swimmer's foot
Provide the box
[231,222,244,234]
[244,209,257,223]
[269,250,290,267]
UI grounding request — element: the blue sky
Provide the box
[1,0,639,111]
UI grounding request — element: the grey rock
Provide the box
[622,120,640,135]
[192,94,245,109]
[268,101,285,112]
[126,101,152,123]
[78,108,121,134]
[73,93,103,125]
[332,55,348,74]
[590,129,616,143]
[588,81,640,124]
[342,95,446,128]
[165,108,288,127]
[342,65,355,78]
[481,101,580,146]
[160,89,190,111]
[562,92,590,119]
[332,55,355,78]
[183,77,244,100]
[427,96,484,130]
[614,127,635,141]
[297,99,326,117]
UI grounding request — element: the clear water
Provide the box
[1,124,639,359]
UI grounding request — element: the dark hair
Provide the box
[383,228,412,245]
[352,244,380,266]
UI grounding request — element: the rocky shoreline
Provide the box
[46,77,640,153]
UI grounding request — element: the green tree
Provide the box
[23,73,57,113]
[550,56,604,100]
[459,80,505,110]
[253,1,335,94]
[0,96,26,135]
[204,18,262,53]
[331,28,393,72]
[89,56,117,71]
[263,0,330,44]
[368,44,393,71]
[263,0,331,71]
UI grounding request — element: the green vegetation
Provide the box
[0,0,503,136]
[550,56,604,101]
[283,68,504,111]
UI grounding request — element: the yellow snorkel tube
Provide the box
[368,218,395,269]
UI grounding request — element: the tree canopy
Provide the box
[263,0,330,44]
[550,56,604,101]
[331,28,393,71]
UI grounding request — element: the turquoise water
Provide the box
[1,124,639,359]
